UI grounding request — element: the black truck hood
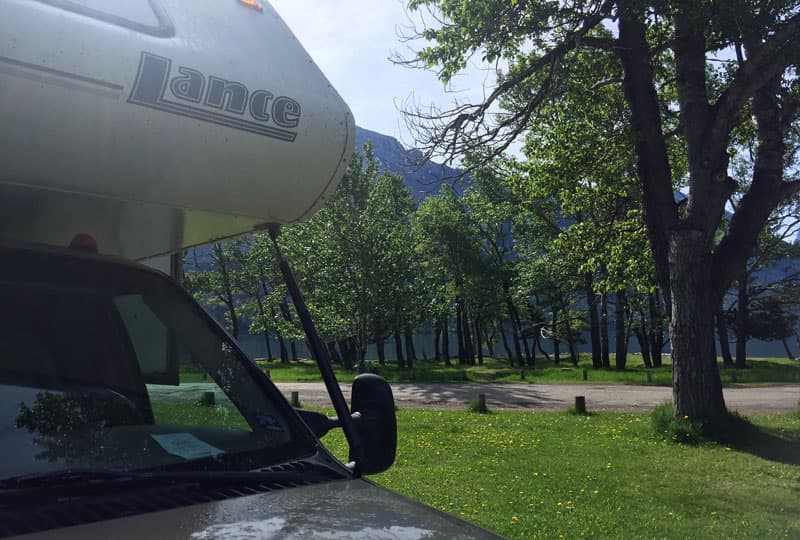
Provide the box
[15,478,504,539]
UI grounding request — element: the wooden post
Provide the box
[199,391,215,407]
[574,396,586,414]
[477,393,487,413]
[730,371,737,383]
[582,368,588,381]
[290,391,300,407]
[645,371,652,383]
[520,369,526,380]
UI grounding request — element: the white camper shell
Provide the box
[0,0,354,260]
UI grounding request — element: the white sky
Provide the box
[269,1,496,145]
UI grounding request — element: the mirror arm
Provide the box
[267,224,364,475]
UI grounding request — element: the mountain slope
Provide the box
[354,127,463,199]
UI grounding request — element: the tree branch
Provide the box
[709,11,800,156]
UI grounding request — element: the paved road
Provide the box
[274,382,800,414]
[150,382,799,414]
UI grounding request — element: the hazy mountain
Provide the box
[354,126,463,199]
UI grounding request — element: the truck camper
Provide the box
[0,0,502,538]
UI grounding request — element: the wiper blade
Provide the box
[0,465,339,491]
[0,468,139,490]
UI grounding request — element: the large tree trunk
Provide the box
[670,232,727,420]
[735,275,748,369]
[716,306,734,367]
[600,294,610,368]
[585,273,603,368]
[615,290,628,370]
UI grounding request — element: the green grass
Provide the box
[320,409,800,539]
[179,355,800,386]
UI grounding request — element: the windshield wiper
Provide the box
[0,468,138,490]
[0,464,340,491]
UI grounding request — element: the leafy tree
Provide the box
[400,0,800,420]
[282,143,418,369]
[184,242,243,339]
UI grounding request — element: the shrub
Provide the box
[651,402,754,445]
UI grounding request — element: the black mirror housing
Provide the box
[349,374,397,475]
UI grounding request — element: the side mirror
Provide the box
[350,374,397,475]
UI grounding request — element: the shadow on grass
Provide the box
[725,423,800,466]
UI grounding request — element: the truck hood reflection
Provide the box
[21,478,503,539]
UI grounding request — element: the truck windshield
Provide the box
[0,246,317,481]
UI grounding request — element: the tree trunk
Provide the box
[564,320,579,367]
[600,294,610,368]
[337,339,352,369]
[615,290,628,370]
[536,337,550,362]
[434,319,441,362]
[735,274,748,369]
[455,302,465,365]
[394,330,406,369]
[505,295,523,367]
[670,231,727,420]
[290,340,298,361]
[485,323,496,357]
[781,337,796,361]
[648,292,664,367]
[263,332,273,361]
[499,322,513,365]
[521,332,534,368]
[442,317,451,366]
[551,309,560,366]
[276,330,289,364]
[585,273,603,368]
[716,307,734,367]
[375,333,386,365]
[255,296,273,361]
[404,325,416,370]
[327,340,342,365]
[474,316,484,365]
[463,305,475,365]
[636,324,652,368]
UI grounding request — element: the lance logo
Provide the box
[128,52,300,142]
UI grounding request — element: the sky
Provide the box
[269,1,495,146]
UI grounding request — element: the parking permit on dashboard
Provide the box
[151,433,224,460]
